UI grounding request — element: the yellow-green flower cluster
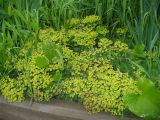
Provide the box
[116,27,128,35]
[112,40,129,52]
[0,76,26,102]
[145,51,157,60]
[64,58,140,115]
[68,29,98,47]
[68,51,93,77]
[98,38,113,49]
[96,26,109,35]
[82,15,100,24]
[69,18,81,27]
[62,46,74,60]
[37,15,137,115]
[15,40,64,102]
[96,39,129,61]
[39,28,68,46]
[0,15,139,116]
[29,72,54,101]
[39,28,56,42]
[68,15,100,28]
[39,15,109,48]
[16,59,25,72]
[26,43,63,101]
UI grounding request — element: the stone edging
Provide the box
[0,98,141,120]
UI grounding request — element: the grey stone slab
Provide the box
[0,98,142,120]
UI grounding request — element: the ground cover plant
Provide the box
[0,15,139,114]
[0,0,160,120]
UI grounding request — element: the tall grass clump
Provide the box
[39,0,97,29]
[126,0,160,50]
[0,0,42,77]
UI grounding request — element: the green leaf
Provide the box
[43,43,59,61]
[43,42,63,65]
[0,51,7,64]
[0,43,5,51]
[53,71,62,81]
[31,0,43,9]
[128,58,150,78]
[124,79,160,119]
[7,32,14,47]
[133,44,145,57]
[149,31,159,51]
[125,94,160,118]
[35,56,49,68]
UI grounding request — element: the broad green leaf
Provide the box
[53,71,62,81]
[43,43,63,65]
[124,79,160,119]
[43,43,59,61]
[35,56,49,68]
[125,94,160,118]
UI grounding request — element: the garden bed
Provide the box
[0,1,160,120]
[0,98,141,120]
